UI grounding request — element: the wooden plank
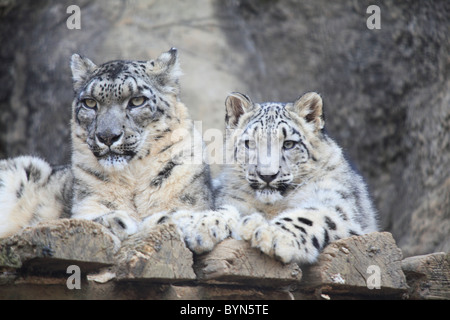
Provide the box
[300,232,408,299]
[115,223,196,283]
[402,252,450,300]
[0,219,120,274]
[195,238,302,287]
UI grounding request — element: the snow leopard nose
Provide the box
[257,171,279,184]
[96,131,123,147]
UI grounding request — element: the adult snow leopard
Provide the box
[0,49,217,242]
[213,92,378,264]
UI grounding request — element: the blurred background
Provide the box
[0,0,448,257]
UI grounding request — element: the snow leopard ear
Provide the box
[225,92,254,128]
[288,92,325,131]
[146,48,182,95]
[70,54,98,92]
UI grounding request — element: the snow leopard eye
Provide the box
[82,98,97,109]
[283,140,297,150]
[129,96,147,108]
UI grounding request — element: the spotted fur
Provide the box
[69,48,214,239]
[214,92,378,264]
[0,156,73,237]
[0,49,214,241]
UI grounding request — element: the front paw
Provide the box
[237,213,267,241]
[174,206,239,254]
[139,211,173,232]
[251,224,302,264]
[94,211,138,241]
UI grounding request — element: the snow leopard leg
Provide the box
[239,207,363,264]
[92,210,139,241]
[0,156,72,238]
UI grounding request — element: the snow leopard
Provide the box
[0,48,216,242]
[0,156,72,238]
[213,92,378,264]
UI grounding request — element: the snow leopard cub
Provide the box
[214,92,378,264]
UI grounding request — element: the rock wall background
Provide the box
[0,0,448,257]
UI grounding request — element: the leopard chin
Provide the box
[97,153,133,170]
[255,187,284,204]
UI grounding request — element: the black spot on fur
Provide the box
[230,194,245,202]
[281,225,297,238]
[76,164,109,182]
[180,194,197,205]
[196,235,203,246]
[293,224,307,234]
[249,182,260,190]
[101,201,118,211]
[189,168,207,185]
[157,216,168,224]
[297,217,313,226]
[301,235,307,244]
[150,161,178,187]
[115,217,126,229]
[335,206,348,221]
[312,236,320,250]
[24,164,42,182]
[99,61,127,80]
[323,229,330,247]
[351,187,365,219]
[277,183,291,196]
[158,144,173,155]
[74,184,90,202]
[325,216,337,230]
[16,182,24,199]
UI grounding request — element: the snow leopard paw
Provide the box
[237,213,268,242]
[250,224,301,263]
[94,210,139,241]
[250,223,303,264]
[173,205,239,254]
[139,211,173,232]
